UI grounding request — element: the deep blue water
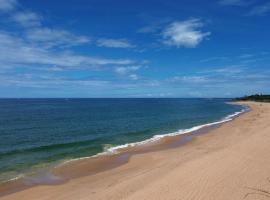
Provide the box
[0,98,243,182]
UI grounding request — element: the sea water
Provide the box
[0,98,245,182]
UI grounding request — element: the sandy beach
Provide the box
[1,101,270,200]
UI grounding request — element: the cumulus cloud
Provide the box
[97,38,135,48]
[0,0,17,12]
[162,19,210,48]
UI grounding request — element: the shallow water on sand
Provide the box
[0,98,243,182]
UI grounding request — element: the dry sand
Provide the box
[2,101,270,200]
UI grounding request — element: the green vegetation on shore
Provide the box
[234,94,270,102]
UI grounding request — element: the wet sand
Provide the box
[2,101,270,200]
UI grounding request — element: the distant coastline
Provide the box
[233,94,270,102]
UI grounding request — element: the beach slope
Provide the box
[2,102,270,200]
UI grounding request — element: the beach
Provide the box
[1,101,270,200]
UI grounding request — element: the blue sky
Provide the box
[0,0,270,97]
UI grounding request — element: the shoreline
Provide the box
[0,102,248,197]
[56,102,247,168]
[53,103,248,178]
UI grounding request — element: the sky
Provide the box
[0,0,270,98]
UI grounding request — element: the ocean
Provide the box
[0,98,245,183]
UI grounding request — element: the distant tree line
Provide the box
[233,94,270,102]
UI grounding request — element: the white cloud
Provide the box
[238,54,254,58]
[218,0,248,6]
[171,76,209,83]
[0,73,111,89]
[114,65,141,75]
[129,74,139,80]
[0,0,17,12]
[0,0,134,70]
[0,0,147,94]
[199,56,229,63]
[162,19,210,48]
[114,66,142,80]
[248,2,270,16]
[3,1,90,49]
[137,16,171,34]
[26,28,90,48]
[202,66,245,75]
[12,11,41,27]
[97,38,135,48]
[0,31,133,69]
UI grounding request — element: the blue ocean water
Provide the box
[0,98,243,182]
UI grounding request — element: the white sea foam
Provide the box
[100,107,248,154]
[60,105,249,166]
[1,174,25,183]
[3,105,249,183]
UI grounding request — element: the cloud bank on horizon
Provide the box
[0,0,269,97]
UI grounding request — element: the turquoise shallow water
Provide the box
[0,98,243,182]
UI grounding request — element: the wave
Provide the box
[0,174,25,183]
[101,107,248,153]
[2,105,249,183]
[61,105,249,165]
[0,137,103,158]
